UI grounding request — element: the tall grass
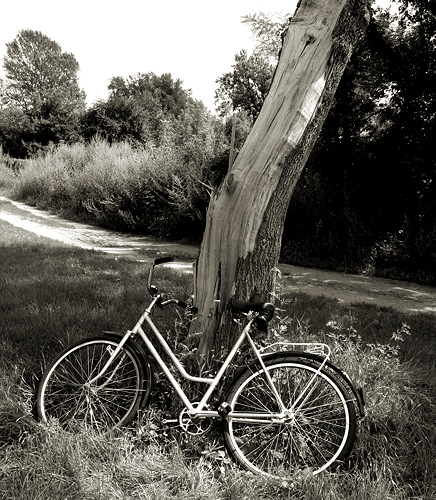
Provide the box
[1,221,436,498]
[0,147,18,191]
[6,138,222,241]
[0,165,14,191]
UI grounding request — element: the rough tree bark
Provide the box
[193,0,371,361]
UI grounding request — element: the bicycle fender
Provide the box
[261,351,365,418]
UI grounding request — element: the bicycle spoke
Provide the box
[37,337,148,431]
[224,356,356,478]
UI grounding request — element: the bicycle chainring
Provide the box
[179,404,213,436]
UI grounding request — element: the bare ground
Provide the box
[1,194,436,316]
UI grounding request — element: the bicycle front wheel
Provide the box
[36,335,151,431]
[224,355,357,478]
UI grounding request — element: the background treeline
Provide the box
[282,5,436,285]
[1,1,435,285]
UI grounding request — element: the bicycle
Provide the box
[36,256,365,480]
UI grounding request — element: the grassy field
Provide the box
[1,219,435,499]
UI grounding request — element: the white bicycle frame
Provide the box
[89,294,330,422]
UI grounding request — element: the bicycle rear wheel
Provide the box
[223,355,357,478]
[36,335,151,431]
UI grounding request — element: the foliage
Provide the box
[81,72,208,147]
[0,155,16,191]
[214,50,274,119]
[80,96,152,145]
[0,107,34,158]
[8,137,227,241]
[0,30,86,156]
[281,3,436,284]
[214,11,294,119]
[242,11,293,61]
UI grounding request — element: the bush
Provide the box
[10,136,227,241]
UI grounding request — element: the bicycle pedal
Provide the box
[162,418,178,425]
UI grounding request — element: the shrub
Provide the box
[10,136,227,240]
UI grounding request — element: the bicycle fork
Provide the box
[86,332,132,387]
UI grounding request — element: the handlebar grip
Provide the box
[176,300,198,314]
[153,256,174,266]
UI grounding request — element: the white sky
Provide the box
[0,0,298,112]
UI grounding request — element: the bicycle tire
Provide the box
[36,335,152,431]
[223,354,357,478]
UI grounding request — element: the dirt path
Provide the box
[1,194,436,316]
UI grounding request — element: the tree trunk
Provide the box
[193,0,371,361]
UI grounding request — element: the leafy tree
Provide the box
[242,11,293,61]
[214,50,274,119]
[108,73,189,118]
[283,1,436,283]
[81,96,156,145]
[0,106,33,158]
[0,29,85,155]
[367,0,436,282]
[82,72,195,145]
[214,10,295,120]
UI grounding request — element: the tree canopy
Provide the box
[0,29,85,155]
[81,72,211,146]
[214,50,273,119]
[2,29,84,111]
[242,11,293,61]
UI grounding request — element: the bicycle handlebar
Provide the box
[147,256,198,313]
[160,298,197,313]
[148,256,173,290]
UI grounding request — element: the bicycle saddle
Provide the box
[231,297,275,332]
